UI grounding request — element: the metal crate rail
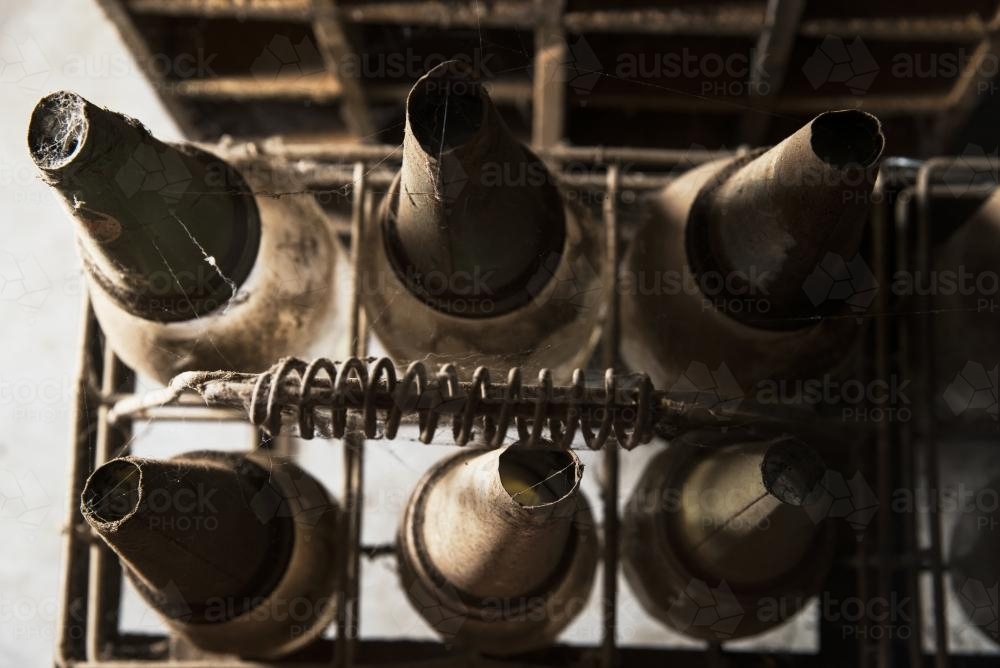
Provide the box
[97,0,1000,154]
[107,354,894,451]
[55,144,998,668]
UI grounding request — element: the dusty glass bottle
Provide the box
[361,61,604,381]
[30,92,338,383]
[397,443,597,653]
[81,451,339,657]
[623,431,835,640]
[621,111,885,393]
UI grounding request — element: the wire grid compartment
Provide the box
[98,0,1000,155]
[53,145,996,668]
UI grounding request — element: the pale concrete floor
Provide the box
[1,2,185,665]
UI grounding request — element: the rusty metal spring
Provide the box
[249,357,655,449]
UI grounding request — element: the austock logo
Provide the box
[393,580,468,648]
[249,464,332,528]
[943,144,1000,198]
[667,361,744,422]
[803,470,879,539]
[944,361,999,421]
[535,34,602,97]
[251,35,326,91]
[137,579,192,628]
[802,252,879,320]
[802,35,878,94]
[0,35,50,91]
[667,579,744,640]
[0,468,50,533]
[757,591,913,640]
[526,250,602,313]
[0,251,51,321]
[433,152,469,214]
[114,145,193,213]
[956,577,999,641]
[754,375,911,424]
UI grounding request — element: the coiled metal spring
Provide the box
[250,357,655,449]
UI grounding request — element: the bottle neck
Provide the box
[30,93,260,322]
[384,64,566,318]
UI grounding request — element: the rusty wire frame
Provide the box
[53,145,998,668]
[96,0,1000,152]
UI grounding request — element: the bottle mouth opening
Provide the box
[499,448,578,508]
[810,110,884,170]
[407,61,486,155]
[29,91,89,172]
[83,459,142,525]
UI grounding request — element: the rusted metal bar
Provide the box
[799,16,989,42]
[740,0,806,144]
[915,158,952,668]
[562,6,764,36]
[366,80,532,107]
[343,0,538,27]
[893,187,925,667]
[86,347,132,662]
[871,172,892,668]
[95,0,201,134]
[532,0,567,148]
[600,165,620,667]
[926,7,1000,153]
[220,160,677,192]
[168,82,950,119]
[113,353,882,455]
[334,162,368,668]
[172,75,342,102]
[126,0,313,19]
[252,138,733,166]
[312,0,377,139]
[56,296,101,667]
[121,0,989,44]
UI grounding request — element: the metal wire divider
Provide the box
[99,0,1000,156]
[51,145,977,668]
[916,159,953,668]
[904,157,1000,668]
[54,146,631,668]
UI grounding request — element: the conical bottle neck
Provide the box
[671,436,827,587]
[417,446,585,602]
[385,62,566,317]
[30,92,260,322]
[81,453,292,621]
[686,110,884,328]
